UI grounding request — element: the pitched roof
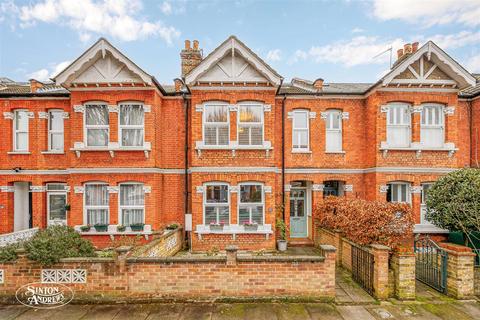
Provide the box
[0,80,69,96]
[459,74,480,98]
[278,78,373,95]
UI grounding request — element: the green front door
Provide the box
[290,188,307,238]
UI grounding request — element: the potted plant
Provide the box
[80,225,91,232]
[117,225,126,232]
[166,223,179,230]
[94,223,108,232]
[64,204,71,211]
[276,218,288,251]
[243,220,258,231]
[130,223,145,232]
[209,221,224,231]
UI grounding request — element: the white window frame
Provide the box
[237,103,264,146]
[238,182,265,225]
[325,109,342,152]
[48,109,64,152]
[13,109,29,152]
[118,102,145,148]
[386,103,411,147]
[203,182,230,225]
[387,181,411,204]
[292,109,310,151]
[420,104,444,147]
[83,182,109,225]
[46,183,68,225]
[420,183,434,225]
[84,102,109,147]
[118,182,145,226]
[203,103,230,146]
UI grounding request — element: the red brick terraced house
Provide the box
[0,36,479,251]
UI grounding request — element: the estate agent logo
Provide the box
[15,282,74,309]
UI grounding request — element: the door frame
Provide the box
[289,186,309,238]
[47,189,67,226]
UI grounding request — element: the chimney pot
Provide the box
[412,42,419,53]
[404,43,412,54]
[313,78,324,90]
[397,49,404,59]
[184,40,191,50]
[193,40,199,50]
[180,40,202,77]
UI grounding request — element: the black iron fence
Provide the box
[414,237,448,293]
[351,244,375,295]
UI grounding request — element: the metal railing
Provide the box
[414,236,448,293]
[351,244,375,295]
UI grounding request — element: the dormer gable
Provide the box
[381,41,476,90]
[185,36,283,86]
[54,38,152,87]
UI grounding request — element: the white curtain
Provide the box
[120,184,144,226]
[86,105,109,147]
[120,105,144,147]
[85,184,109,225]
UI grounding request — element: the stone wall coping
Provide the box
[319,244,337,252]
[126,256,227,263]
[59,257,116,263]
[237,256,325,263]
[439,242,475,255]
[370,244,391,251]
[133,228,182,256]
[318,228,342,236]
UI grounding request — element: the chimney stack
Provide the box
[412,42,419,53]
[397,49,404,59]
[313,78,324,90]
[403,43,412,54]
[180,39,202,77]
[29,79,43,93]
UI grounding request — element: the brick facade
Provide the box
[1,36,479,250]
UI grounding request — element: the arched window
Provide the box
[119,182,145,226]
[204,182,230,225]
[386,103,411,147]
[238,102,264,146]
[84,182,109,225]
[292,109,309,151]
[84,103,109,147]
[386,181,411,204]
[48,109,64,151]
[421,104,444,147]
[325,109,342,152]
[238,183,264,225]
[119,102,144,147]
[203,103,229,146]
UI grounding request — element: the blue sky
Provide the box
[1,0,480,85]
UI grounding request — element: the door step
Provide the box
[289,239,314,247]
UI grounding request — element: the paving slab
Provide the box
[243,303,278,320]
[48,304,91,320]
[336,306,376,320]
[113,304,152,320]
[420,303,475,320]
[146,303,186,320]
[80,305,124,320]
[0,305,28,320]
[275,303,311,320]
[180,304,213,320]
[12,307,59,320]
[305,303,344,320]
[451,302,480,319]
[212,304,246,320]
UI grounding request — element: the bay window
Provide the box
[238,104,263,145]
[13,110,29,151]
[204,183,229,225]
[203,104,229,145]
[238,184,264,225]
[421,104,444,147]
[84,183,109,225]
[325,109,342,152]
[48,109,64,151]
[85,104,109,147]
[386,103,411,147]
[292,110,309,150]
[119,183,145,226]
[119,103,144,147]
[386,182,411,203]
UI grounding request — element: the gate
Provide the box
[351,245,375,295]
[414,237,448,293]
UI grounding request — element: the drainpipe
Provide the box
[281,95,286,220]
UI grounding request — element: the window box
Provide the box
[80,225,91,232]
[94,224,108,232]
[130,223,145,232]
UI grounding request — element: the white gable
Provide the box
[382,41,476,89]
[186,36,282,86]
[55,38,152,86]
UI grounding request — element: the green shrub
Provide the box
[0,243,19,263]
[25,225,95,266]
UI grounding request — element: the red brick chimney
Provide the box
[180,39,202,77]
[412,42,419,53]
[29,79,43,93]
[313,78,324,90]
[397,48,404,59]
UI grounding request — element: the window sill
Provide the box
[71,142,152,158]
[414,224,449,234]
[195,224,273,240]
[41,151,65,155]
[325,151,346,154]
[379,142,457,158]
[74,224,153,239]
[195,141,272,157]
[291,149,312,154]
[7,151,31,155]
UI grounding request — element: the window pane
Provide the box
[87,129,108,146]
[251,206,263,224]
[204,126,217,145]
[122,129,144,146]
[120,184,145,206]
[87,209,108,225]
[251,126,262,145]
[120,105,144,125]
[205,105,228,122]
[218,126,229,145]
[86,105,108,125]
[15,132,28,150]
[85,185,109,206]
[326,131,342,152]
[206,185,228,203]
[293,112,307,128]
[239,208,249,224]
[15,111,28,131]
[294,130,308,148]
[239,105,262,122]
[50,133,64,150]
[328,111,340,129]
[122,209,144,226]
[238,126,249,145]
[240,185,262,203]
[49,194,66,220]
[205,206,217,224]
[49,111,64,131]
[421,184,432,204]
[218,206,229,225]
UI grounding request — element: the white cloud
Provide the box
[266,49,281,62]
[28,60,71,81]
[372,0,480,27]
[351,27,364,33]
[429,30,480,49]
[295,36,404,67]
[466,55,480,73]
[8,0,180,44]
[160,2,172,15]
